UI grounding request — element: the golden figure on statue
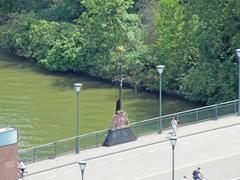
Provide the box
[111,110,129,130]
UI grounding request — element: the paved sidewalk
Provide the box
[26,115,240,176]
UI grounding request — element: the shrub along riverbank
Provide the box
[0,0,239,105]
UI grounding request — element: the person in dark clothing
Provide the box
[193,167,204,180]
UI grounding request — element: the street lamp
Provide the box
[169,136,177,180]
[118,64,123,110]
[74,83,82,154]
[115,45,126,111]
[78,160,87,180]
[236,49,240,116]
[157,65,165,133]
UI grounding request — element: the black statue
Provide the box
[115,98,122,112]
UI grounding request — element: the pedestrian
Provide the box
[169,116,178,136]
[18,159,26,178]
[192,167,204,180]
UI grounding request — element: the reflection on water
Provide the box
[0,50,199,149]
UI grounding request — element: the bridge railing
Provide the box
[18,100,238,163]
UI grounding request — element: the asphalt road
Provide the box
[28,124,240,180]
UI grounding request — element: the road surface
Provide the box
[28,124,240,180]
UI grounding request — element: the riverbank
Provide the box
[0,47,205,107]
[0,19,209,106]
[1,0,239,106]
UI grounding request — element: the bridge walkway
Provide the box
[26,115,240,177]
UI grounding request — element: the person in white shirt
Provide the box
[170,116,178,136]
[18,160,26,177]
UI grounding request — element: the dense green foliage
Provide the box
[0,0,239,104]
[38,0,85,22]
[153,0,240,103]
[0,0,52,13]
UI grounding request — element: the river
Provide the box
[0,49,199,149]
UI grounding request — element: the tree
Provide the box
[0,0,52,13]
[74,0,143,78]
[153,0,197,93]
[179,0,240,104]
[153,0,240,104]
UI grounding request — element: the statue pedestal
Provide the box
[103,127,137,146]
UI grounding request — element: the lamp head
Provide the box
[157,65,165,74]
[74,83,82,92]
[78,160,87,171]
[169,136,178,146]
[236,49,240,58]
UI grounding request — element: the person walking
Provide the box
[170,116,178,136]
[18,159,26,178]
[193,167,204,180]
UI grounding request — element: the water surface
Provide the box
[0,50,198,149]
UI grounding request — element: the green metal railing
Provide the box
[18,100,238,163]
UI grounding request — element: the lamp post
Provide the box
[118,64,123,110]
[116,45,125,111]
[78,160,87,180]
[157,65,165,133]
[169,136,177,180]
[74,83,82,154]
[236,49,240,116]
[112,64,124,112]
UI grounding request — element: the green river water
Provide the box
[0,50,199,149]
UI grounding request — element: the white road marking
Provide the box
[114,158,124,162]
[47,175,57,179]
[148,149,158,153]
[131,154,140,158]
[62,171,73,175]
[213,134,221,138]
[195,138,205,142]
[163,146,170,150]
[228,131,237,134]
[179,141,189,145]
[98,162,108,166]
[135,151,240,180]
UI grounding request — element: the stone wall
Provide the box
[0,144,18,180]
